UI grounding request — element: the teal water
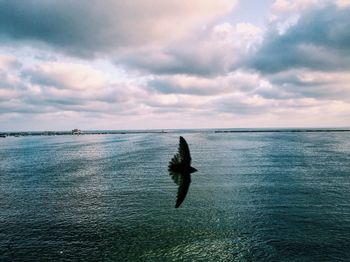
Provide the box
[1,131,350,261]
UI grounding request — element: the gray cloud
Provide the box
[148,77,224,96]
[117,22,262,76]
[118,43,232,76]
[147,71,260,96]
[0,1,106,56]
[207,91,279,115]
[274,73,350,101]
[248,4,350,73]
[0,59,149,116]
[0,0,236,57]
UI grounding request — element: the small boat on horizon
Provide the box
[72,128,82,135]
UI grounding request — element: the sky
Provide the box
[1,0,350,131]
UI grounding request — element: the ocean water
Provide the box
[1,131,350,261]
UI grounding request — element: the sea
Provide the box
[1,129,350,261]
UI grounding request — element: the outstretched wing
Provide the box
[178,136,191,165]
[168,156,191,208]
[168,136,191,170]
[168,136,193,208]
[174,173,191,208]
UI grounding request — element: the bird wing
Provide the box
[168,157,191,208]
[168,155,185,187]
[178,136,191,165]
[168,136,193,208]
[174,173,191,208]
[169,163,181,185]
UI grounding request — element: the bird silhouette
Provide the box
[168,136,197,208]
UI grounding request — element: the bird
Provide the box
[168,136,197,208]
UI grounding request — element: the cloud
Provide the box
[0,88,18,102]
[269,0,324,19]
[23,62,107,90]
[337,0,350,7]
[268,0,329,33]
[147,71,260,96]
[265,69,350,101]
[117,22,262,76]
[248,3,350,73]
[0,54,22,102]
[0,54,21,70]
[0,0,237,57]
[212,93,275,115]
[1,1,350,130]
[0,57,152,118]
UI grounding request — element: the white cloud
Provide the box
[25,62,107,90]
[270,0,322,14]
[336,0,350,7]
[268,0,325,33]
[0,89,18,101]
[0,54,21,70]
[148,71,260,96]
[118,21,263,76]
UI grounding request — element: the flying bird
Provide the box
[168,136,197,208]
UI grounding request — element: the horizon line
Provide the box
[1,126,350,135]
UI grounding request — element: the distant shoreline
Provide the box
[214,129,350,133]
[0,130,168,137]
[1,128,350,137]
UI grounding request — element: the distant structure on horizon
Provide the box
[71,128,82,135]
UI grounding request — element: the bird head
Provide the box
[189,166,198,173]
